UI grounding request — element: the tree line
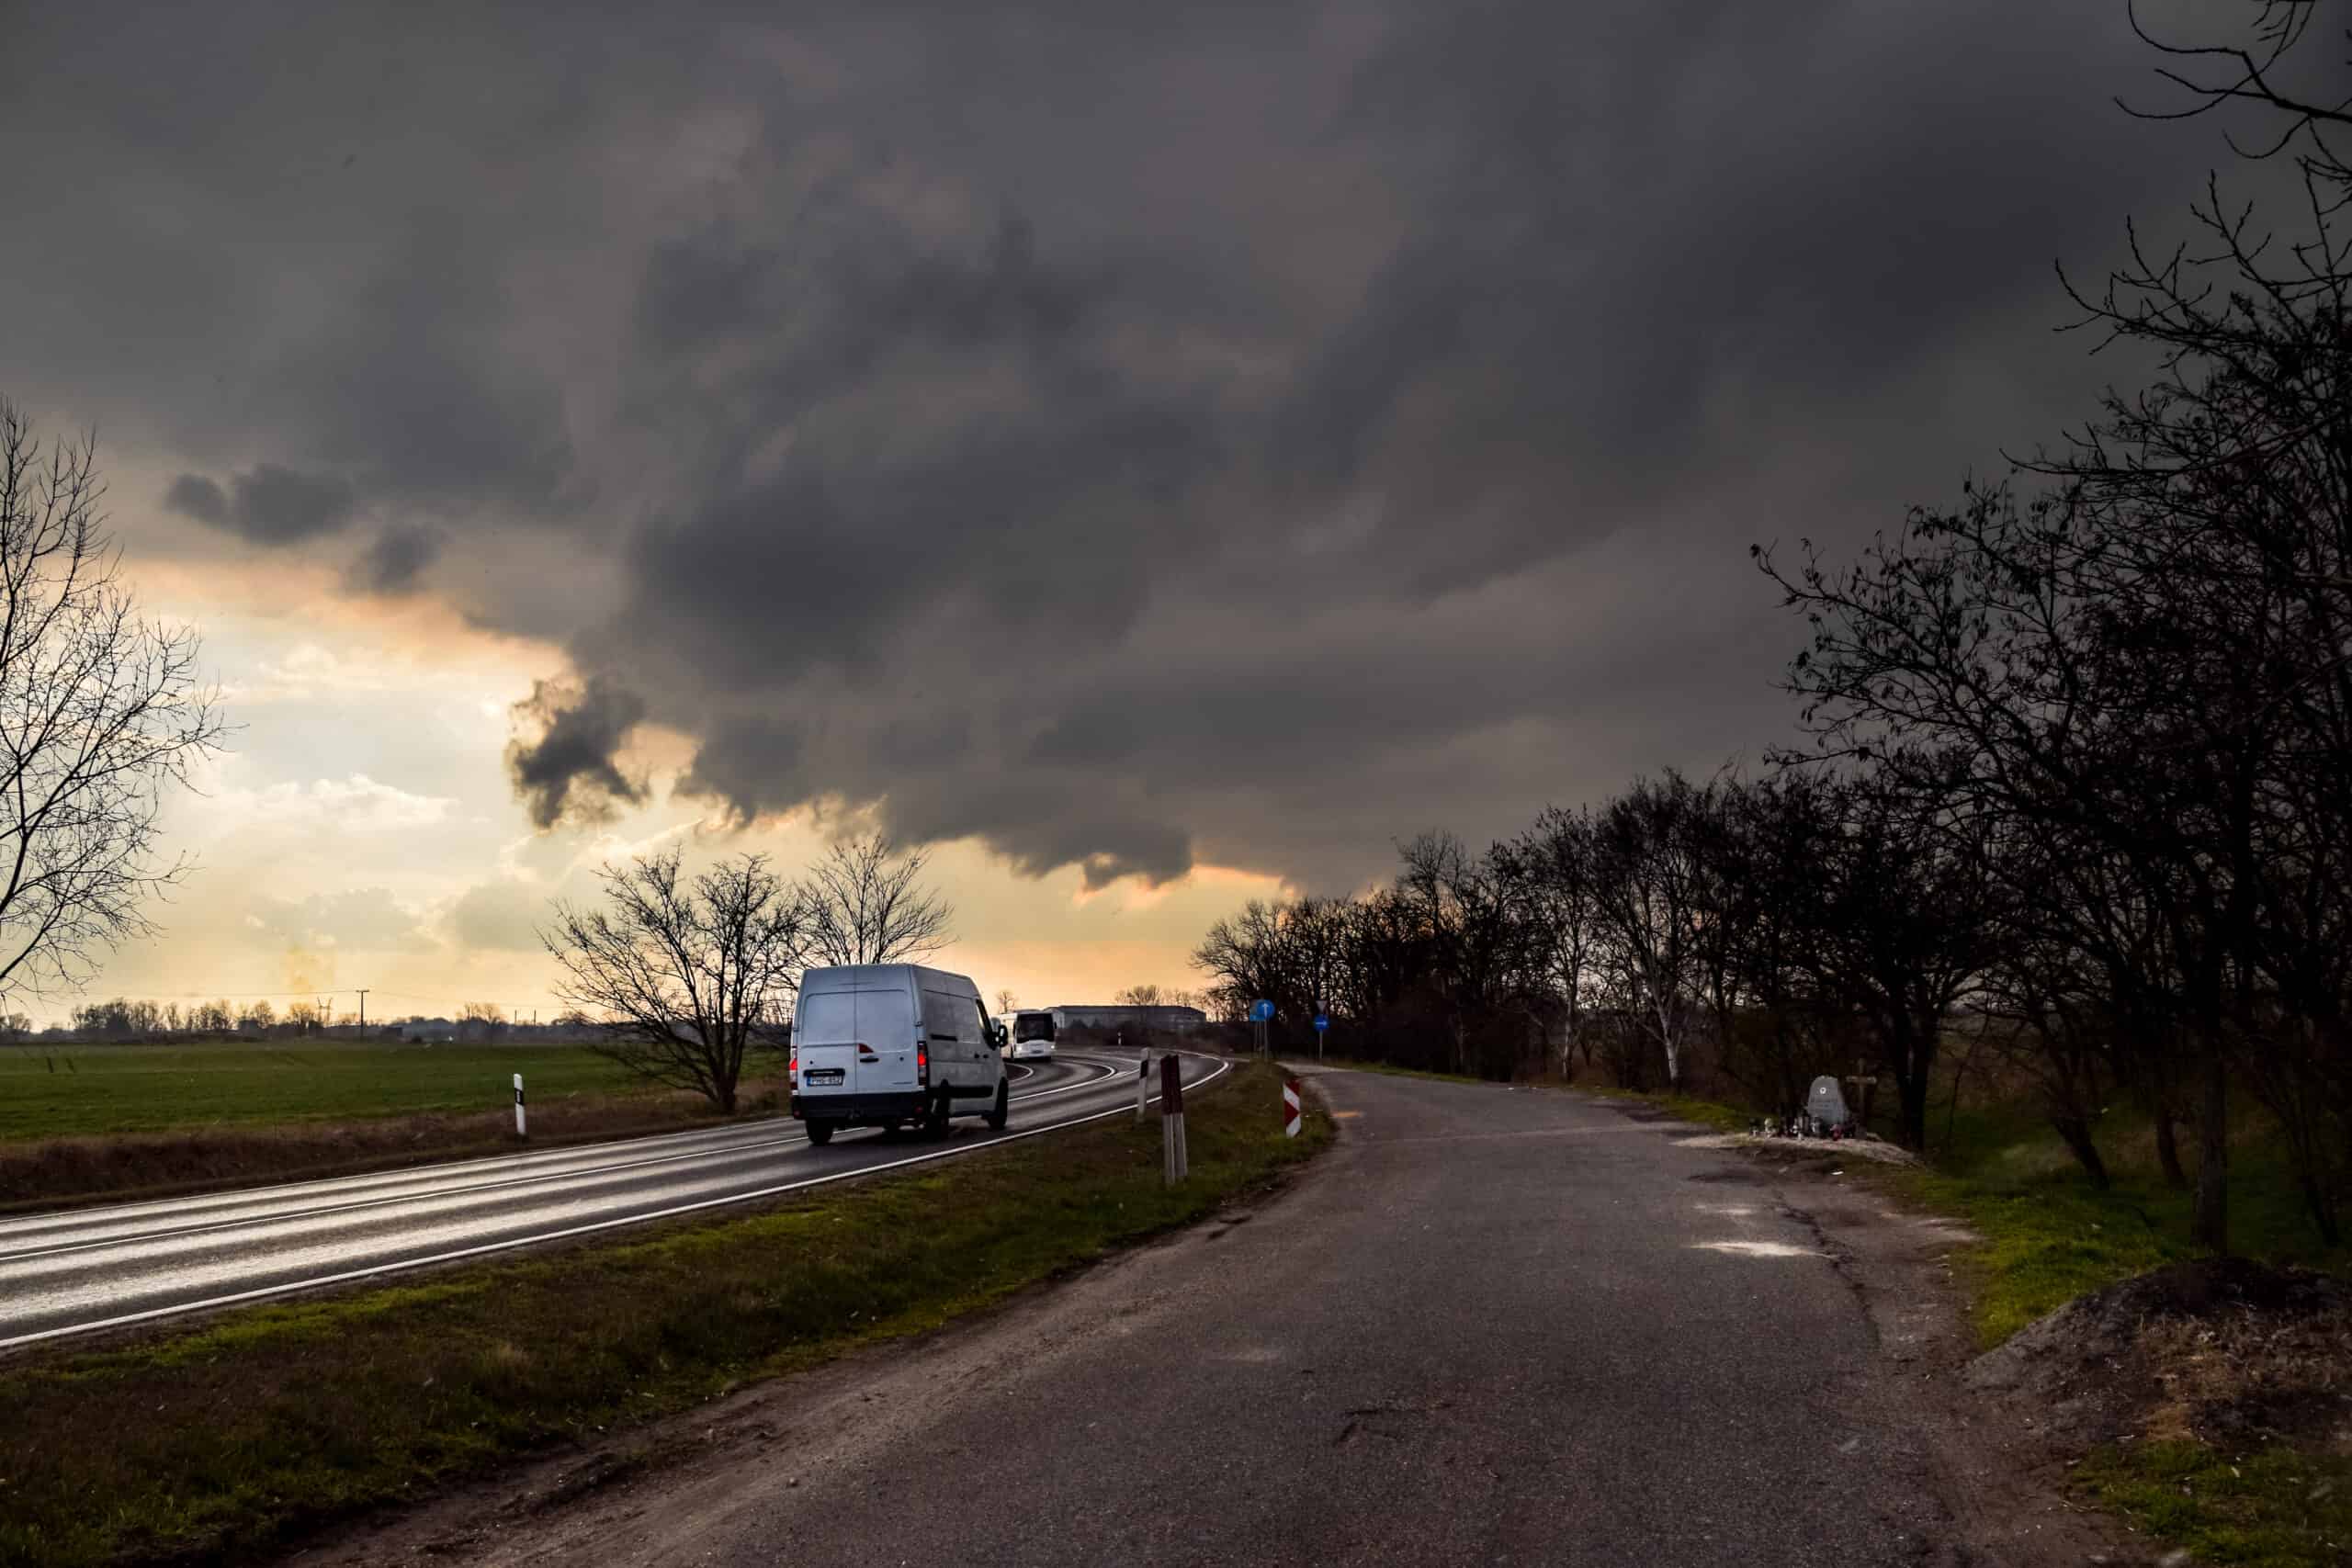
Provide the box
[542,833,954,1112]
[1195,3,2352,1257]
[39,998,548,1040]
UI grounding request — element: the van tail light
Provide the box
[788,1055,798,1076]
[917,1043,929,1085]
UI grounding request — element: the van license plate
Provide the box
[806,1069,844,1086]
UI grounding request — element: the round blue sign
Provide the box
[1250,998,1274,1022]
[1314,1013,1329,1031]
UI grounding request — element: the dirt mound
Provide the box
[1675,1129,1923,1166]
[1967,1258,2352,1451]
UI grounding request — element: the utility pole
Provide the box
[356,989,369,1029]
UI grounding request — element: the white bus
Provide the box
[998,1008,1061,1060]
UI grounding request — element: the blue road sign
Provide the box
[1250,998,1274,1023]
[1314,1012,1329,1032]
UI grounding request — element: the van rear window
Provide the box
[796,994,854,1043]
[797,990,916,1044]
[856,988,916,1043]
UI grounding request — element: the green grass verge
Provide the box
[2074,1441,2352,1567]
[0,1062,1329,1568]
[1869,1096,2352,1348]
[0,1042,650,1139]
[1879,1100,2352,1566]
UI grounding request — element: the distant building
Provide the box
[1051,1004,1209,1033]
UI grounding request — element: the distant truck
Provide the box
[790,964,1009,1145]
[998,1008,1061,1060]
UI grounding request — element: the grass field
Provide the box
[0,1061,1329,1568]
[0,1041,660,1141]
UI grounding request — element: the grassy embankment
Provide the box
[0,1042,752,1208]
[1616,1067,2350,1565]
[0,1060,1329,1568]
[1884,1095,2352,1567]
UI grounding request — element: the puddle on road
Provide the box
[1690,1240,1824,1259]
[1692,1202,1758,1217]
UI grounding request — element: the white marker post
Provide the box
[513,1072,526,1139]
[1159,1054,1187,1184]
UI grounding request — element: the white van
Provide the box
[1000,1008,1059,1060]
[790,964,1010,1145]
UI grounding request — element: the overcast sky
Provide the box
[0,0,2289,1020]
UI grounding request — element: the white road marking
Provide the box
[0,1060,1125,1264]
[1690,1240,1823,1258]
[0,1054,1228,1350]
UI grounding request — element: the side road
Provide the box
[303,1069,2141,1567]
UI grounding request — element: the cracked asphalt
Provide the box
[377,1068,1973,1567]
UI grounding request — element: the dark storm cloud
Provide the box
[505,677,650,829]
[348,523,445,594]
[163,474,228,526]
[230,465,358,543]
[2,0,2286,889]
[164,463,357,544]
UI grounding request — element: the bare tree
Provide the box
[542,847,808,1111]
[1583,777,1718,1089]
[799,834,954,967]
[0,401,224,1003]
[994,987,1018,1014]
[1114,983,1164,1006]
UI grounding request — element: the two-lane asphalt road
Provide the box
[0,1049,1223,1349]
[359,1066,1991,1568]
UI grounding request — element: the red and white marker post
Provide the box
[1160,1054,1187,1185]
[1282,1077,1302,1138]
[513,1072,526,1139]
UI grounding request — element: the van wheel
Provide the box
[806,1121,834,1146]
[923,1092,952,1137]
[985,1079,1010,1131]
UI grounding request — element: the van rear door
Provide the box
[795,991,858,1097]
[796,987,919,1100]
[853,986,920,1096]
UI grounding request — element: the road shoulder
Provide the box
[1637,1115,2149,1566]
[285,1108,1328,1565]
